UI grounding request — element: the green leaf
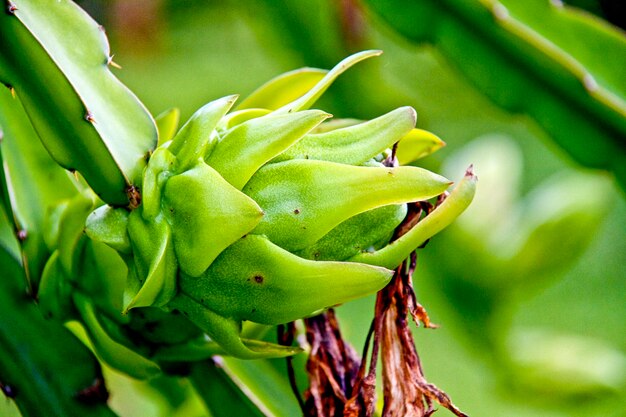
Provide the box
[85,205,131,254]
[167,292,302,359]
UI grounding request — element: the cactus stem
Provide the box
[6,1,17,14]
[84,111,96,123]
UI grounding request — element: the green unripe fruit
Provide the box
[84,51,476,360]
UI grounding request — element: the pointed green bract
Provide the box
[218,108,272,131]
[126,212,177,310]
[207,110,330,189]
[245,159,451,251]
[351,167,477,269]
[74,293,161,379]
[274,50,383,114]
[180,235,393,325]
[168,293,302,359]
[275,107,416,165]
[169,95,238,172]
[155,108,181,147]
[141,147,176,220]
[237,67,328,110]
[163,163,264,277]
[396,128,446,164]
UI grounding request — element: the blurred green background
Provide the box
[34,1,623,416]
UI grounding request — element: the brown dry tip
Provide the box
[126,185,141,209]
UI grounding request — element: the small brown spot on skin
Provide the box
[84,111,95,123]
[294,208,301,215]
[253,275,264,284]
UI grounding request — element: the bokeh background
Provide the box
[20,1,625,416]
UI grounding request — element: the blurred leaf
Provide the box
[188,360,269,417]
[508,328,626,396]
[223,357,302,417]
[0,248,117,417]
[366,0,626,188]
